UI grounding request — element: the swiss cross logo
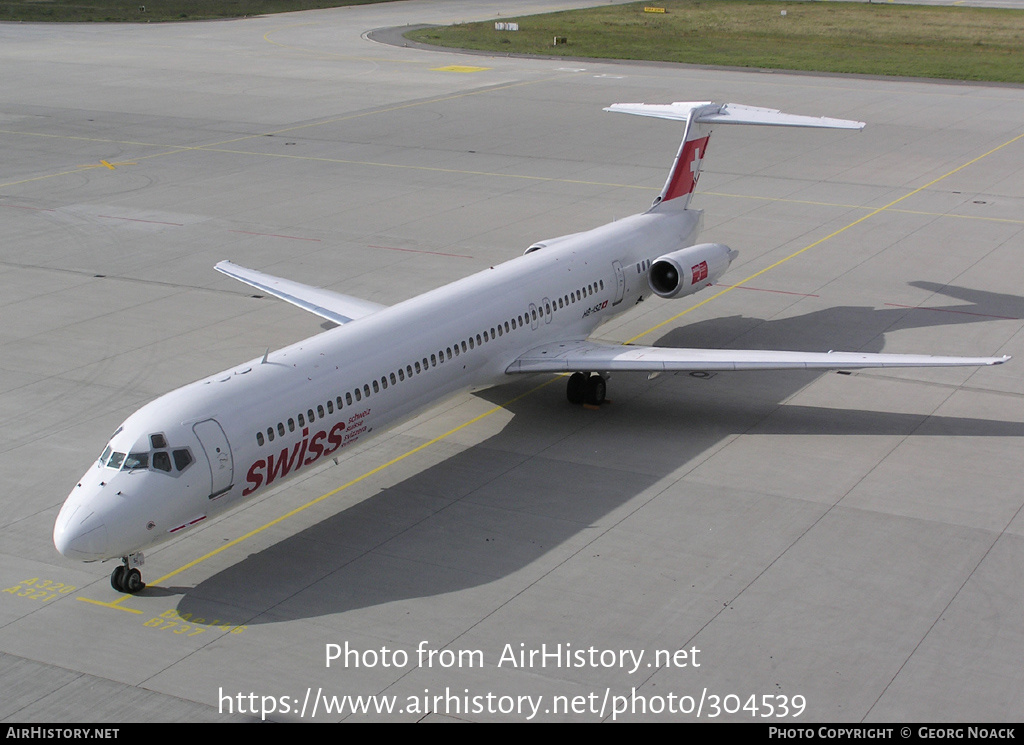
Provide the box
[663,135,711,202]
[691,261,709,284]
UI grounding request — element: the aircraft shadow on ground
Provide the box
[173,284,1022,624]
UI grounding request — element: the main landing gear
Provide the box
[566,372,606,406]
[110,553,146,594]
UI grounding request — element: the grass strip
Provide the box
[407,0,1024,84]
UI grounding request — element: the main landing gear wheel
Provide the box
[110,560,146,594]
[566,372,587,405]
[584,374,606,406]
[567,372,607,406]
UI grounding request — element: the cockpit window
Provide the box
[107,451,125,470]
[124,452,149,470]
[99,446,112,467]
[173,449,193,472]
[153,452,172,472]
[150,433,168,449]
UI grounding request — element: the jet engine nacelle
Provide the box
[648,242,737,299]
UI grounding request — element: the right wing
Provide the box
[506,340,1009,374]
[216,260,386,325]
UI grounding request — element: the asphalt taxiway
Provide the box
[2,0,1023,722]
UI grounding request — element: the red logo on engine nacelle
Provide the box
[691,261,709,284]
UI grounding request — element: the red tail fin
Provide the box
[659,133,710,208]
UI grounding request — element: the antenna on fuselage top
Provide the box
[261,348,269,364]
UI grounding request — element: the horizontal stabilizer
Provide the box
[215,260,386,325]
[506,340,1008,374]
[605,102,865,130]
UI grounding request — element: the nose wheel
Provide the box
[566,372,606,406]
[110,555,146,594]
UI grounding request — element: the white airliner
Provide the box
[54,102,1009,593]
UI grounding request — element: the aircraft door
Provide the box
[529,302,539,330]
[612,260,625,306]
[193,419,234,499]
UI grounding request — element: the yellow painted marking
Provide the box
[431,65,491,73]
[75,159,137,171]
[77,596,143,613]
[625,129,1024,344]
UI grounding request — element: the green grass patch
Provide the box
[407,0,1024,84]
[0,0,394,23]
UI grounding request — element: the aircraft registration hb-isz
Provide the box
[53,102,1009,593]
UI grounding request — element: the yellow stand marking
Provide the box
[77,596,143,613]
[76,160,137,170]
[431,65,490,73]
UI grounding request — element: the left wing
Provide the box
[506,340,1009,374]
[216,260,386,325]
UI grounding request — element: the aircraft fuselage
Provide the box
[54,208,703,563]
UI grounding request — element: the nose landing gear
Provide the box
[110,554,146,593]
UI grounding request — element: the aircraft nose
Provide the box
[53,501,110,561]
